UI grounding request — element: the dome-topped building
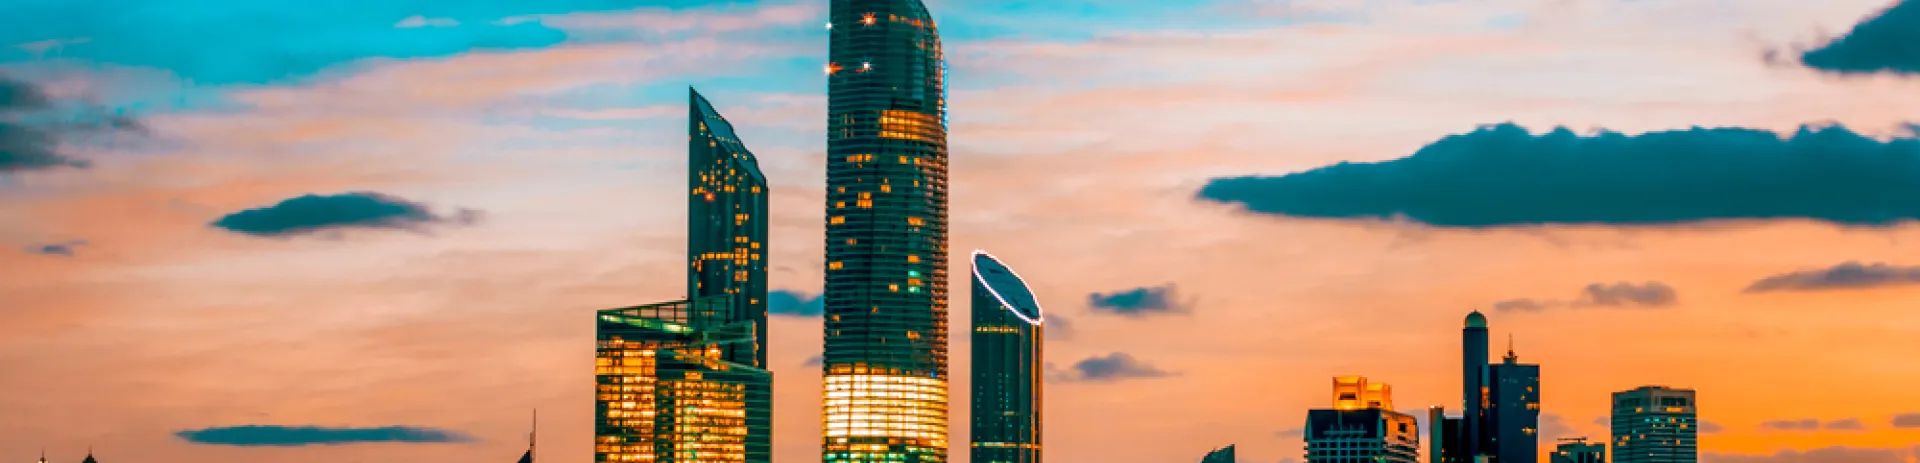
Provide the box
[1465,310,1487,328]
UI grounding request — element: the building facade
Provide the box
[822,0,951,462]
[1306,377,1421,463]
[1611,386,1698,463]
[688,87,770,369]
[968,250,1044,463]
[594,298,772,463]
[1487,343,1540,463]
[1201,445,1236,463]
[1552,438,1605,463]
[1429,407,1470,463]
[1462,311,1491,460]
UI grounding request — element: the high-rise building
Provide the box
[968,250,1044,463]
[688,87,770,369]
[1487,339,1541,463]
[594,298,773,463]
[1306,377,1421,463]
[1551,438,1604,463]
[822,0,951,462]
[1462,311,1491,460]
[1429,407,1471,463]
[1611,386,1698,463]
[1201,445,1236,463]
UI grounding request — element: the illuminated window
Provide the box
[906,217,924,226]
[889,283,899,292]
[829,262,844,270]
[856,200,873,208]
[906,255,920,263]
[846,239,857,245]
[880,184,891,193]
[830,216,846,224]
[835,201,845,208]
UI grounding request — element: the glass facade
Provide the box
[1610,386,1698,463]
[822,1,950,462]
[595,298,773,463]
[1488,349,1540,463]
[1201,445,1236,463]
[688,87,770,369]
[1304,408,1421,463]
[1462,312,1489,460]
[1551,438,1605,463]
[968,251,1043,463]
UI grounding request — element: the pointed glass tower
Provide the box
[968,250,1044,463]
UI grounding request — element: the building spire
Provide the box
[531,409,538,462]
[1504,334,1517,362]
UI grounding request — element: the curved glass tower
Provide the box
[968,250,1043,463]
[822,1,950,462]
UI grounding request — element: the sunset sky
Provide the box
[5,0,1920,462]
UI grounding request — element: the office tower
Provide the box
[1488,338,1541,463]
[1611,386,1698,463]
[1429,407,1446,463]
[688,88,774,461]
[968,250,1044,463]
[688,87,771,369]
[1306,377,1421,463]
[822,0,950,462]
[1462,311,1490,460]
[1201,445,1236,463]
[594,298,773,463]
[1552,438,1604,463]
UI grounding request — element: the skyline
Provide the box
[6,1,1920,463]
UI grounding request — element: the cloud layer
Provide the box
[767,290,824,317]
[1744,262,1920,292]
[209,192,479,237]
[1086,284,1190,316]
[174,425,470,447]
[1796,0,1920,76]
[1050,352,1175,382]
[1197,123,1920,228]
[1,75,139,172]
[1494,281,1679,312]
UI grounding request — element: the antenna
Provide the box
[1505,334,1517,362]
[531,408,538,463]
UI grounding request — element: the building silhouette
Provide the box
[1429,406,1468,463]
[1488,338,1541,463]
[1306,376,1420,463]
[593,298,772,463]
[1462,311,1491,460]
[687,88,774,461]
[1201,445,1236,463]
[821,0,951,462]
[688,87,771,370]
[1551,438,1604,463]
[1611,386,1698,463]
[968,250,1044,463]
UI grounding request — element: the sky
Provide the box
[3,0,1920,462]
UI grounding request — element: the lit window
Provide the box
[835,201,845,208]
[906,255,919,263]
[846,239,856,245]
[830,216,845,224]
[889,283,899,291]
[829,262,844,270]
[861,13,875,25]
[880,184,891,193]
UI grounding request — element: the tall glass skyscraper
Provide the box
[593,298,772,463]
[822,1,950,462]
[1610,386,1698,463]
[689,87,770,369]
[1462,311,1490,460]
[968,250,1044,463]
[1488,342,1540,463]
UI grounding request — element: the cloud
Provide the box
[395,15,461,28]
[1704,446,1920,463]
[1701,420,1726,433]
[802,354,822,367]
[1196,123,1920,228]
[1760,419,1821,431]
[24,240,86,257]
[1791,0,1920,76]
[1273,427,1304,438]
[1894,413,1920,427]
[767,290,824,317]
[1827,418,1867,430]
[1049,352,1175,382]
[1538,413,1579,441]
[1744,262,1920,293]
[1043,312,1075,340]
[174,425,471,446]
[1493,281,1678,312]
[2,74,141,173]
[1087,284,1192,316]
[209,192,481,238]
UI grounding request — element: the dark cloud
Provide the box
[1744,262,1920,293]
[1273,427,1303,438]
[1196,123,1920,228]
[1704,446,1920,463]
[1538,413,1579,441]
[802,354,823,367]
[1827,418,1867,431]
[209,192,481,238]
[1086,284,1191,316]
[1790,0,1920,76]
[1042,312,1075,340]
[1701,420,1725,433]
[24,240,86,257]
[1048,352,1175,382]
[1760,419,1821,431]
[768,290,824,317]
[2,75,142,173]
[1493,281,1677,312]
[1893,413,1920,428]
[174,425,470,447]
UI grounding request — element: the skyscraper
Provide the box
[1201,445,1236,463]
[968,250,1044,463]
[688,87,771,369]
[1462,311,1490,460]
[822,1,950,462]
[1306,377,1421,463]
[1611,386,1698,463]
[1551,438,1604,463]
[1487,339,1540,463]
[594,298,773,463]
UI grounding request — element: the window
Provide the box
[829,262,844,270]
